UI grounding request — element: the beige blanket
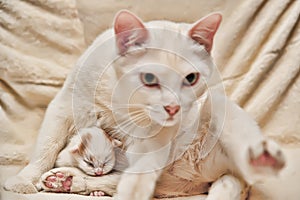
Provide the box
[0,0,299,199]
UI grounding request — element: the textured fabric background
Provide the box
[0,0,299,199]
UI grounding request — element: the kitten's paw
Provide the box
[4,175,38,193]
[40,170,72,192]
[90,190,105,196]
[248,140,285,174]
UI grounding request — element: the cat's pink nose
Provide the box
[164,105,180,116]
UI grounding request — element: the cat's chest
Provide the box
[169,142,228,180]
[155,142,229,197]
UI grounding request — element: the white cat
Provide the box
[4,10,285,200]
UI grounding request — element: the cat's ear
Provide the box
[189,13,222,53]
[112,139,122,147]
[114,10,148,55]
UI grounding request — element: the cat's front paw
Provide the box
[40,170,73,192]
[248,140,285,175]
[116,173,156,200]
[4,175,38,193]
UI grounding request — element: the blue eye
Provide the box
[140,73,159,87]
[183,73,200,86]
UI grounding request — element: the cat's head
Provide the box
[70,127,122,176]
[111,10,222,128]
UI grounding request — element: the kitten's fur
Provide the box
[4,10,285,200]
[55,127,122,176]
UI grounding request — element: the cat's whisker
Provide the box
[133,115,151,124]
[110,103,146,107]
[109,108,146,116]
[113,116,142,127]
[114,115,142,129]
[112,111,146,124]
[110,105,147,111]
[115,112,146,128]
[113,104,154,110]
[130,114,149,123]
[94,109,146,127]
[111,105,155,116]
[115,115,150,135]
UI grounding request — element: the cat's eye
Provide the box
[183,73,200,86]
[140,73,159,87]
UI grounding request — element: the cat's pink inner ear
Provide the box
[189,13,222,53]
[114,10,148,55]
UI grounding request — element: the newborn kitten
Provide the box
[55,127,122,176]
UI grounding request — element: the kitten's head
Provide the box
[70,127,122,176]
[110,11,222,128]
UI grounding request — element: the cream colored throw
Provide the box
[0,0,299,200]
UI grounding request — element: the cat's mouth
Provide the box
[167,116,174,121]
[161,116,179,127]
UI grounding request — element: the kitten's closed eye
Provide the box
[84,159,94,167]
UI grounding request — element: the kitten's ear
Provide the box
[112,139,122,147]
[189,13,222,53]
[70,146,79,154]
[114,10,148,55]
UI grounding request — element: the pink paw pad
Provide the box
[249,141,285,170]
[250,151,278,167]
[44,172,73,192]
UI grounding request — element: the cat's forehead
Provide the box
[133,50,211,77]
[137,61,194,77]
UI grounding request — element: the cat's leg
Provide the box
[115,170,162,200]
[4,97,73,193]
[84,171,120,196]
[115,143,170,200]
[40,167,120,196]
[220,99,286,182]
[206,175,248,200]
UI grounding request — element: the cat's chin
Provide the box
[155,118,179,127]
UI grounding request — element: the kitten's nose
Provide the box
[164,105,180,116]
[95,168,103,176]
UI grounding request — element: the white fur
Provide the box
[4,11,285,200]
